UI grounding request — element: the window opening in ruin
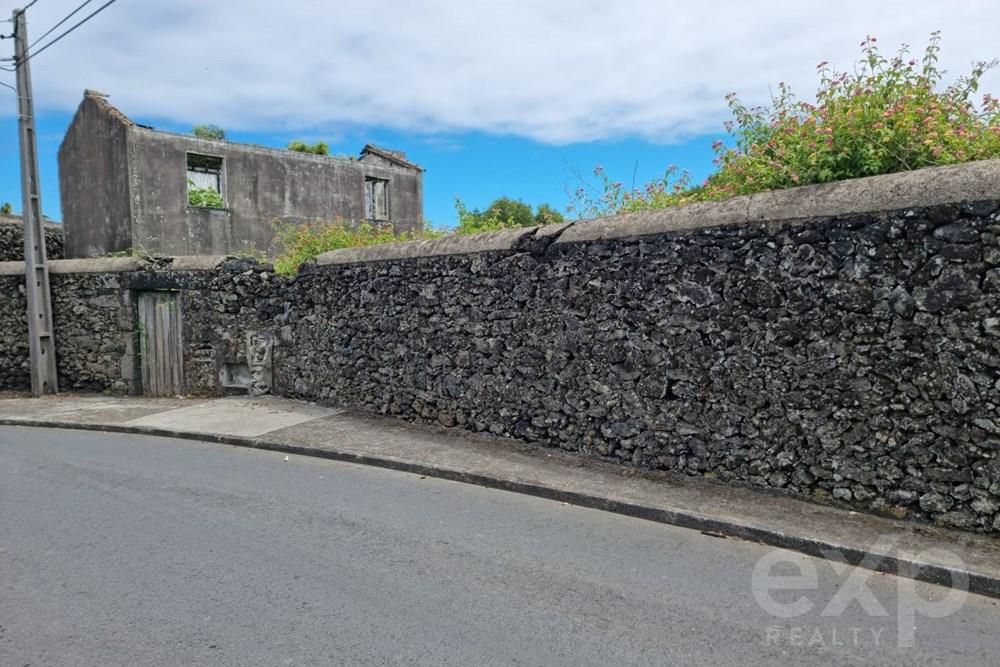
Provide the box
[187,153,225,208]
[364,177,390,221]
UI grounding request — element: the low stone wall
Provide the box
[0,258,139,391]
[0,264,28,389]
[0,219,64,261]
[1,161,999,534]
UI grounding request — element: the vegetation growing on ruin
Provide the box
[288,140,330,155]
[187,180,225,208]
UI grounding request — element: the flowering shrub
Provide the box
[571,33,1000,217]
[272,219,441,275]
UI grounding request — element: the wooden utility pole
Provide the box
[13,7,58,396]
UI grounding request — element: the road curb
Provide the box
[3,416,998,600]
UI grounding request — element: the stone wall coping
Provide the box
[49,257,144,273]
[0,261,24,275]
[316,226,540,265]
[0,218,63,229]
[0,255,263,276]
[557,159,1000,244]
[168,255,229,271]
[314,159,1000,265]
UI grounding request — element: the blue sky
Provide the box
[2,0,997,229]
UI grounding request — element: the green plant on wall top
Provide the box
[288,140,330,155]
[192,124,226,140]
[0,202,12,215]
[271,219,442,275]
[570,32,1000,218]
[187,179,224,208]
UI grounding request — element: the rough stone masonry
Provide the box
[0,161,999,534]
[0,218,64,261]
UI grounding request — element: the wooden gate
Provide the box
[138,291,184,396]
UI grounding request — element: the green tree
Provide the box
[192,124,226,140]
[455,196,564,234]
[534,203,565,226]
[0,202,12,215]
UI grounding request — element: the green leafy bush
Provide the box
[272,220,442,275]
[187,179,224,208]
[454,196,565,234]
[288,140,330,155]
[571,33,1000,217]
[192,124,226,140]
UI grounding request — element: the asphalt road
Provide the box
[1,426,998,666]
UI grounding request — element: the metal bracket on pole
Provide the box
[14,8,58,396]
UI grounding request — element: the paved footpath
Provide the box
[0,393,998,598]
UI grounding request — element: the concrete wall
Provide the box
[58,95,133,257]
[3,160,1000,534]
[58,92,424,258]
[0,218,64,261]
[126,130,423,257]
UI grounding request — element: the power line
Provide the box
[20,0,119,65]
[28,0,95,51]
[0,80,15,93]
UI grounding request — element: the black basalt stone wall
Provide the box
[275,202,1000,533]
[0,221,64,261]
[0,272,28,389]
[0,267,136,392]
[0,189,998,534]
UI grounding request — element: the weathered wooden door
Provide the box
[138,291,184,396]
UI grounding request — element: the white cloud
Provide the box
[8,0,1000,143]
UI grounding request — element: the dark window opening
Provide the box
[187,153,225,208]
[364,177,390,221]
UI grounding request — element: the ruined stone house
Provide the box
[58,90,424,258]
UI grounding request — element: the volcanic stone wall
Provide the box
[278,199,1000,533]
[0,266,28,389]
[0,219,64,261]
[0,258,139,392]
[1,161,999,534]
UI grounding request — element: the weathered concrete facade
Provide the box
[3,161,1000,534]
[59,91,424,258]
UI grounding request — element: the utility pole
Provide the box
[13,6,58,396]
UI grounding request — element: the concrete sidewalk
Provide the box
[1,393,998,598]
